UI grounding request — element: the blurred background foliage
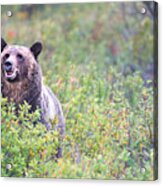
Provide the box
[1,2,157,179]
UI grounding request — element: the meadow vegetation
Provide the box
[1,2,157,180]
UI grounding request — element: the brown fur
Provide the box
[1,45,42,110]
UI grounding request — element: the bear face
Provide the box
[1,38,42,83]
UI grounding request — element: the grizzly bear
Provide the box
[1,38,65,158]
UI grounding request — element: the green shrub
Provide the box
[1,71,155,179]
[1,98,60,177]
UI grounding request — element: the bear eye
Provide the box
[17,53,24,61]
[4,53,10,60]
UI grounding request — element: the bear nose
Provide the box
[4,61,13,72]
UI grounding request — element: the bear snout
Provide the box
[4,60,13,72]
[3,60,18,81]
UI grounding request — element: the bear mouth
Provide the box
[5,70,18,81]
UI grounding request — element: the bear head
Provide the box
[1,38,42,82]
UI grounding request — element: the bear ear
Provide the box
[1,38,7,52]
[30,42,42,60]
